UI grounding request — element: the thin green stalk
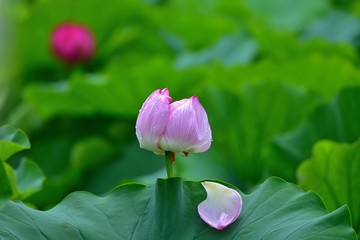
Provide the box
[165,151,174,178]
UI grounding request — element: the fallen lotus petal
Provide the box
[198,181,242,230]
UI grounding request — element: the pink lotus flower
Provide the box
[51,23,95,64]
[135,88,212,155]
[198,181,242,230]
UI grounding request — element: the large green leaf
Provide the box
[149,0,240,50]
[221,55,359,100]
[23,57,203,120]
[302,10,360,45]
[200,82,320,184]
[27,134,116,207]
[83,142,164,194]
[0,125,30,209]
[244,0,329,31]
[0,125,30,161]
[0,163,12,210]
[0,125,34,209]
[297,140,360,235]
[0,177,356,239]
[14,158,45,200]
[0,125,44,209]
[1,157,45,203]
[175,32,258,69]
[271,87,360,180]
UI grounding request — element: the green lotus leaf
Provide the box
[244,0,329,31]
[0,163,11,210]
[14,158,45,200]
[0,125,31,209]
[0,125,44,208]
[298,140,360,236]
[271,87,360,180]
[202,82,320,184]
[0,125,30,162]
[0,177,356,239]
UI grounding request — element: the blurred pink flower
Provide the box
[198,181,242,230]
[135,88,212,155]
[51,23,95,64]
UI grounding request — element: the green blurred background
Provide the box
[1,0,360,215]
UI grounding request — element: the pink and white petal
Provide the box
[159,98,198,152]
[186,97,212,153]
[135,88,172,154]
[159,96,212,153]
[198,181,242,230]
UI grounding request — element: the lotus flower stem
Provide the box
[165,151,174,178]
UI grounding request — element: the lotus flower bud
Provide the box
[198,181,242,230]
[51,23,95,64]
[136,88,212,155]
